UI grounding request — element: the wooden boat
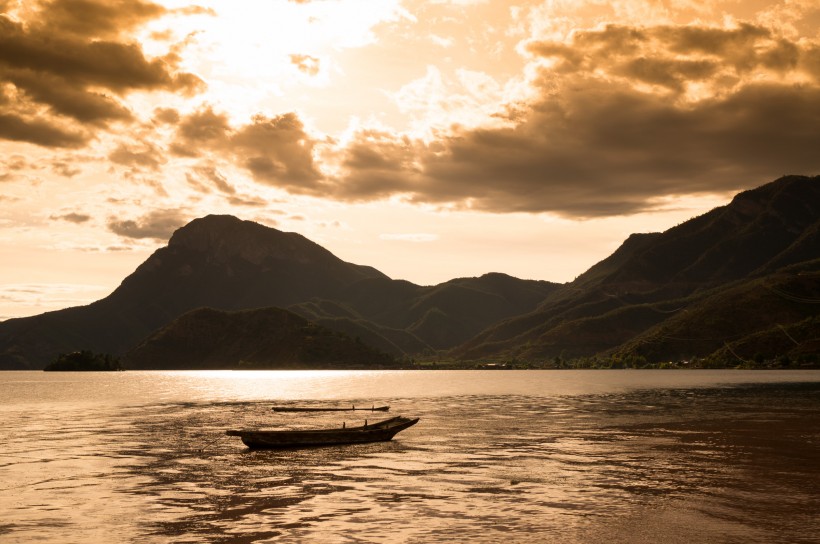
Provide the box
[226,416,419,449]
[272,404,390,412]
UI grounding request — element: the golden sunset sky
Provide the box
[1,0,819,320]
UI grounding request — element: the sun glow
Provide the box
[141,0,410,123]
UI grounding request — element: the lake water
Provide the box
[1,370,818,543]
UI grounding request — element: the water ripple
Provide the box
[1,377,818,542]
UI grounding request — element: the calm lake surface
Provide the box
[1,370,818,543]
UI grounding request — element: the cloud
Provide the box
[0,0,205,148]
[227,195,267,207]
[290,54,320,76]
[109,142,166,171]
[1,154,31,181]
[170,105,231,156]
[51,212,91,223]
[107,208,188,240]
[3,69,134,125]
[172,107,324,192]
[170,5,217,17]
[185,164,236,194]
[525,22,818,86]
[0,113,88,148]
[34,0,166,39]
[152,107,180,124]
[336,129,421,199]
[51,161,81,177]
[232,113,323,188]
[331,21,820,217]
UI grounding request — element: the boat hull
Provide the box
[226,416,419,449]
[272,405,390,412]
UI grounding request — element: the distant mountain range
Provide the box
[0,213,556,369]
[1,175,817,369]
[454,175,820,365]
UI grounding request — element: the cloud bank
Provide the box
[163,17,820,219]
[331,20,820,217]
[0,0,203,148]
[2,1,819,221]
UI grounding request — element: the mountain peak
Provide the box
[168,214,328,266]
[730,175,819,215]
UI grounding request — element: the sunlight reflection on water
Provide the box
[0,371,818,543]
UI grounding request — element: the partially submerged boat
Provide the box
[226,415,419,449]
[272,404,390,412]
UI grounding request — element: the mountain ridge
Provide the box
[452,175,820,364]
[0,217,556,368]
[1,175,818,369]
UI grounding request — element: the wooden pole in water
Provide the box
[197,433,225,453]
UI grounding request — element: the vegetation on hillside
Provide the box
[44,350,123,371]
[452,176,820,365]
[123,307,396,370]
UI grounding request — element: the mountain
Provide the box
[292,272,559,352]
[453,175,820,364]
[0,215,385,369]
[0,215,556,369]
[123,307,396,370]
[3,176,816,369]
[610,265,820,364]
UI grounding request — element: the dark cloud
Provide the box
[0,112,88,147]
[107,209,187,240]
[290,54,320,76]
[0,0,204,148]
[170,106,231,156]
[410,81,820,216]
[152,107,180,124]
[337,129,420,199]
[661,23,769,60]
[527,23,820,85]
[51,212,91,223]
[232,113,322,188]
[35,0,166,39]
[802,45,820,79]
[331,22,820,217]
[4,68,133,125]
[172,108,323,191]
[0,17,204,93]
[616,57,719,91]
